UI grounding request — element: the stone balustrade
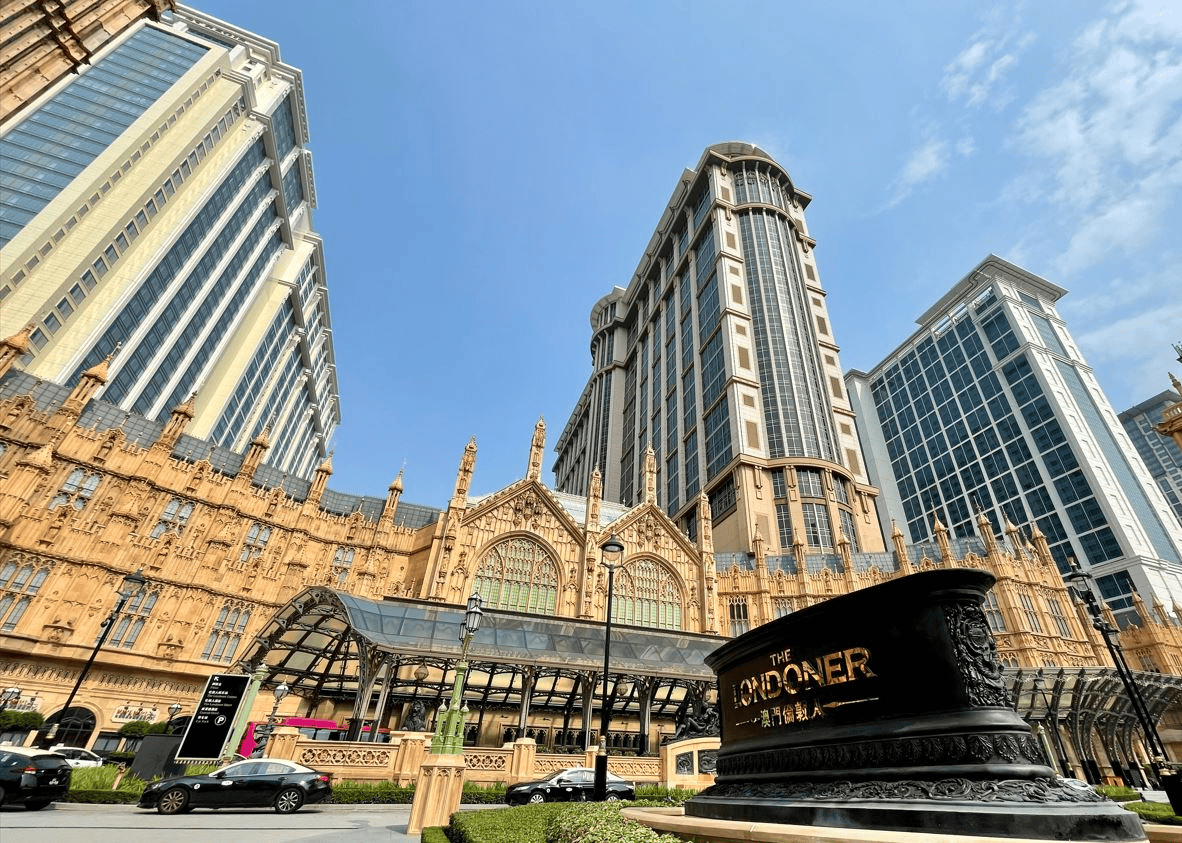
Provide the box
[265,727,670,786]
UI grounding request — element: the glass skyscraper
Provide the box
[847,256,1182,625]
[0,5,339,479]
[555,143,885,557]
[1120,391,1182,528]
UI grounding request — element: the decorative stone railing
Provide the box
[265,729,670,786]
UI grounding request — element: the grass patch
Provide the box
[68,765,145,793]
[1096,784,1140,801]
[1124,800,1182,824]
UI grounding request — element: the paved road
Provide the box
[0,801,495,843]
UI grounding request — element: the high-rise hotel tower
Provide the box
[846,256,1182,624]
[0,3,339,479]
[555,143,884,556]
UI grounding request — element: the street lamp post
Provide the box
[42,569,146,748]
[594,534,624,802]
[1063,563,1178,804]
[166,702,183,734]
[250,681,289,758]
[431,592,483,754]
[0,686,21,717]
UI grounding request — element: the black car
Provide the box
[0,746,72,810]
[138,759,332,814]
[505,767,635,804]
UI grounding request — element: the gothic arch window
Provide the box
[203,602,251,663]
[0,558,49,631]
[613,558,683,631]
[475,537,559,614]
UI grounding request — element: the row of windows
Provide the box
[21,102,247,353]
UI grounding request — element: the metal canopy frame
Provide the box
[237,587,721,744]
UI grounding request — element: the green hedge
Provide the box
[1096,784,1139,801]
[1125,801,1182,824]
[449,804,568,843]
[421,829,450,843]
[544,802,681,843]
[60,790,140,804]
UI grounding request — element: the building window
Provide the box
[1046,595,1072,638]
[772,598,793,618]
[49,468,101,511]
[798,468,824,498]
[801,502,833,549]
[983,591,1006,633]
[0,559,49,631]
[838,509,860,552]
[332,546,355,584]
[151,498,194,538]
[613,558,683,630]
[776,503,794,550]
[109,589,157,649]
[1018,592,1044,633]
[203,604,251,663]
[728,598,750,636]
[475,537,559,615]
[240,522,272,562]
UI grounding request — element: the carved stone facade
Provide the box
[3,326,1182,779]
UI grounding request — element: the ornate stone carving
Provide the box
[716,729,1047,778]
[698,777,1105,804]
[945,600,1010,707]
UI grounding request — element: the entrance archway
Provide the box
[44,706,96,748]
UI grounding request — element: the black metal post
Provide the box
[594,563,616,801]
[41,569,145,748]
[1065,564,1180,810]
[594,534,623,802]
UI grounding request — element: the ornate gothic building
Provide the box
[3,326,1182,783]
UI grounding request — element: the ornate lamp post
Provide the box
[166,702,183,734]
[250,681,289,758]
[594,533,624,801]
[431,592,483,754]
[0,686,21,715]
[1063,563,1177,801]
[42,569,146,748]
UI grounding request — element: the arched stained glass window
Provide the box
[475,537,558,614]
[613,558,683,630]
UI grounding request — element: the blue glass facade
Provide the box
[0,27,208,245]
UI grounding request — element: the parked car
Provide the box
[50,746,104,768]
[504,767,635,804]
[0,746,72,810]
[137,758,331,815]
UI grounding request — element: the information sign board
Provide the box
[175,673,250,762]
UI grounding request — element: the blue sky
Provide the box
[189,0,1182,510]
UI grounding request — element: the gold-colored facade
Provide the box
[3,326,1182,781]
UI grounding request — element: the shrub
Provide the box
[60,790,139,804]
[449,804,567,843]
[634,785,696,804]
[1124,800,1182,824]
[329,780,416,804]
[544,802,681,843]
[421,828,450,843]
[0,710,43,732]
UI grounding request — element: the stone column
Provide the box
[263,726,300,761]
[393,735,426,786]
[507,737,536,784]
[405,754,466,836]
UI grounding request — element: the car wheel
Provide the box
[157,786,189,815]
[605,793,620,802]
[0,785,6,807]
[527,791,546,804]
[274,786,304,814]
[25,800,52,811]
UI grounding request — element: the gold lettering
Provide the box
[845,647,875,679]
[762,670,782,700]
[800,658,824,689]
[823,652,846,684]
[782,663,802,694]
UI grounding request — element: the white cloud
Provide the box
[940,9,1032,108]
[1012,0,1182,274]
[886,139,949,208]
